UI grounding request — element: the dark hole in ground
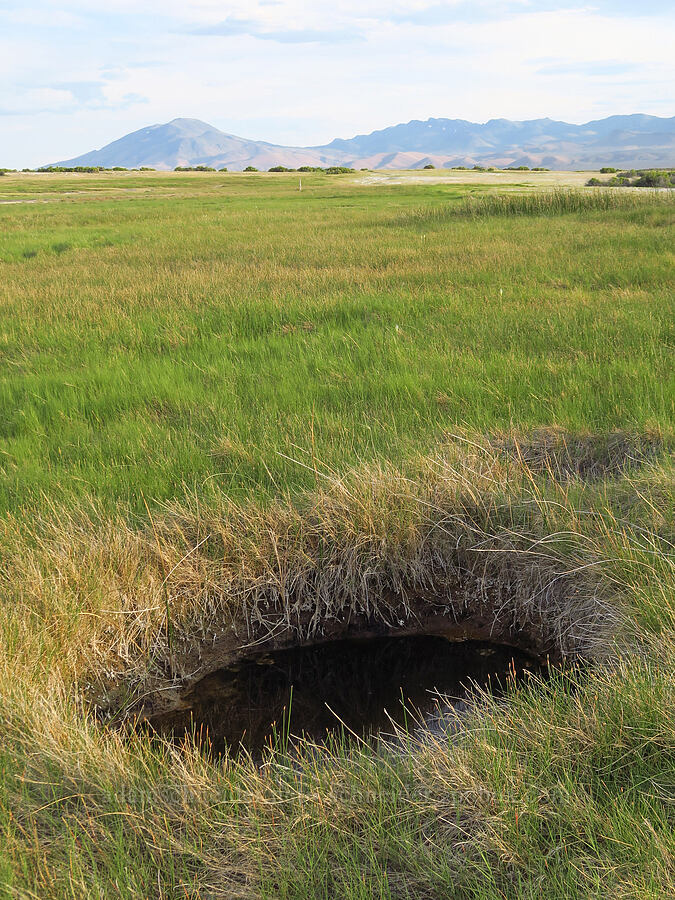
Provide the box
[150,636,543,757]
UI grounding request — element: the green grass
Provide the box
[1,175,673,516]
[0,172,673,898]
[408,185,672,221]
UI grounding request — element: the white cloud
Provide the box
[0,1,672,166]
[0,87,74,115]
[2,8,84,26]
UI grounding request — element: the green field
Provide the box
[0,172,674,898]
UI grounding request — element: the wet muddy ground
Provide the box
[150,635,542,756]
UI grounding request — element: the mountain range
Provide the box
[50,114,675,171]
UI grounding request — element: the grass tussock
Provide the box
[2,429,672,751]
[1,435,643,716]
[460,187,673,217]
[404,187,673,225]
[487,426,668,480]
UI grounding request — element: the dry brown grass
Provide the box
[486,426,666,480]
[1,434,637,723]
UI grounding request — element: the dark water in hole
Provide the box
[151,636,540,757]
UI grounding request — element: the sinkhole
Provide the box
[149,635,543,757]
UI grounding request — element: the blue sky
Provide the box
[1,1,673,167]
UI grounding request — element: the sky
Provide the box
[1,1,673,167]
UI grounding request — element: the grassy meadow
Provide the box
[2,173,672,514]
[0,171,674,898]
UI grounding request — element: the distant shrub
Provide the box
[243,166,258,172]
[298,166,325,173]
[39,166,103,173]
[634,171,672,187]
[174,165,216,172]
[472,165,486,172]
[423,164,435,169]
[111,167,127,171]
[487,167,496,172]
[452,166,468,170]
[219,167,228,172]
[587,168,675,189]
[268,166,294,172]
[139,167,155,171]
[600,167,618,174]
[531,167,549,172]
[325,166,355,174]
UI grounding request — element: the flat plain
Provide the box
[0,171,674,899]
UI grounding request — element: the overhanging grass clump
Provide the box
[0,436,630,717]
[487,426,667,480]
[3,431,671,721]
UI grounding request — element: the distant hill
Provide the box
[48,118,337,172]
[49,114,675,171]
